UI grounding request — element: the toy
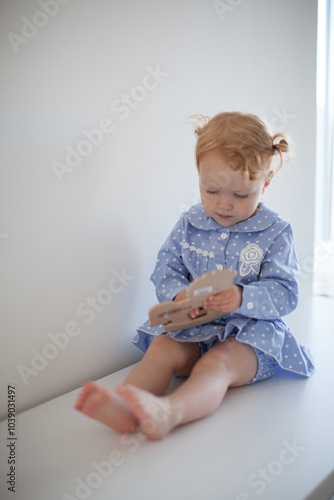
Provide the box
[148,268,237,332]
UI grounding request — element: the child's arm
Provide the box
[233,224,299,320]
[150,215,191,303]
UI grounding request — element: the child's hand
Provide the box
[174,285,243,320]
[173,289,188,302]
[202,285,243,315]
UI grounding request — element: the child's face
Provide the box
[198,149,273,227]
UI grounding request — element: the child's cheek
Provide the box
[201,197,210,213]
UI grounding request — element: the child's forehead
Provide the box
[199,164,254,190]
[198,149,266,189]
[200,150,238,173]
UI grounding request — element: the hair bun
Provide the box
[272,134,292,156]
[275,138,289,152]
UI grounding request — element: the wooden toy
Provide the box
[148,268,237,332]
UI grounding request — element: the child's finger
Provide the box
[203,295,230,310]
[203,299,221,310]
[204,294,226,304]
[188,307,201,318]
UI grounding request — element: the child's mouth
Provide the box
[217,214,232,219]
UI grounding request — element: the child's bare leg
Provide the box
[75,335,200,433]
[124,335,201,395]
[117,338,258,440]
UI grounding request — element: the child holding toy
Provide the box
[75,112,315,440]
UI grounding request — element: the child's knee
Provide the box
[148,335,200,374]
[206,338,257,375]
[147,335,181,360]
[149,334,176,351]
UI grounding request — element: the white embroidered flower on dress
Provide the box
[239,243,263,276]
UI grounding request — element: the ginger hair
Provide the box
[190,112,292,181]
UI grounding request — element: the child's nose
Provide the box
[218,196,233,210]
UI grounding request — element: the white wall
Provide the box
[0,0,317,419]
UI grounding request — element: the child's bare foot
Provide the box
[75,382,139,434]
[116,384,180,441]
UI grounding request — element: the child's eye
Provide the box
[234,193,248,199]
[206,190,219,195]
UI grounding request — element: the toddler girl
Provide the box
[75,112,315,440]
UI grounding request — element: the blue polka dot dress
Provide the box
[133,203,315,377]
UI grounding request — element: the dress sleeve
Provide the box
[236,224,299,320]
[150,215,191,302]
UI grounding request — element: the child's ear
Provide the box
[262,171,274,193]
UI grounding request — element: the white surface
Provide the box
[0,0,317,418]
[1,294,333,500]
